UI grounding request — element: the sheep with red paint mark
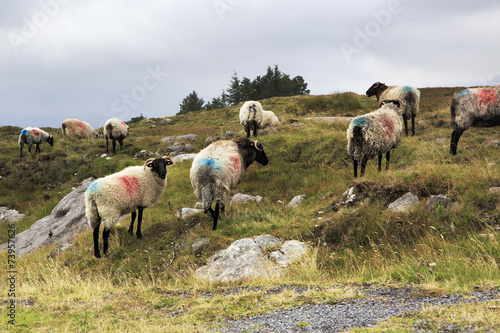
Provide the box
[18,127,54,158]
[347,100,403,177]
[61,119,99,139]
[190,137,269,230]
[85,156,173,258]
[450,85,500,155]
[104,117,129,153]
[366,82,420,136]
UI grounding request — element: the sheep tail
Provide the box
[85,195,100,229]
[350,126,365,160]
[61,123,67,137]
[200,184,214,210]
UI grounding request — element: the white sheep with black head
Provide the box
[104,117,129,153]
[18,127,54,158]
[85,156,173,258]
[190,137,269,230]
[239,101,264,138]
[450,85,500,155]
[366,82,420,136]
[347,100,403,177]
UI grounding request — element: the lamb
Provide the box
[85,156,173,258]
[190,137,269,230]
[450,85,500,155]
[347,100,403,177]
[366,82,420,136]
[104,117,129,153]
[239,101,264,137]
[61,119,99,139]
[18,127,54,158]
[261,110,280,128]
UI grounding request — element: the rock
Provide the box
[435,138,446,143]
[287,194,306,208]
[304,117,354,122]
[192,238,210,256]
[196,235,308,283]
[269,240,309,267]
[171,153,197,164]
[205,135,222,146]
[342,185,368,207]
[225,131,235,138]
[161,134,198,143]
[0,207,25,223]
[489,187,500,193]
[425,194,452,211]
[0,178,95,258]
[162,118,171,124]
[291,122,305,127]
[388,192,419,212]
[484,140,500,149]
[488,163,496,168]
[47,243,73,260]
[175,208,203,219]
[230,193,262,205]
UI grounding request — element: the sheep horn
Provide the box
[143,157,156,169]
[162,156,173,165]
[254,140,261,151]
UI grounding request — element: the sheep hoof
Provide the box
[136,233,142,239]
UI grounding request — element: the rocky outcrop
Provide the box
[0,178,94,258]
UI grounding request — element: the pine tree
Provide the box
[226,72,243,105]
[177,90,205,115]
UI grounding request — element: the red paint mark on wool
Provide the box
[478,89,497,106]
[78,121,87,131]
[380,115,394,138]
[118,175,140,198]
[229,155,241,175]
[121,121,127,131]
[32,128,40,137]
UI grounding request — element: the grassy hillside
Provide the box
[1,88,500,332]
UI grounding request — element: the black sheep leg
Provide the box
[377,154,383,172]
[93,225,101,258]
[411,116,415,136]
[208,203,220,231]
[360,157,368,177]
[385,151,391,170]
[112,139,117,154]
[403,118,409,136]
[106,137,109,153]
[128,211,136,235]
[353,160,358,178]
[245,124,251,138]
[450,128,464,155]
[135,207,144,239]
[103,228,111,256]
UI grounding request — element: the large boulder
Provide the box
[0,178,94,258]
[196,235,308,283]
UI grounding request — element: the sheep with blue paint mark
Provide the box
[450,85,500,155]
[104,117,129,153]
[347,100,403,177]
[239,101,264,137]
[366,82,420,136]
[85,156,173,258]
[18,127,54,158]
[190,137,269,230]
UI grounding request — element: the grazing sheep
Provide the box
[104,117,129,153]
[261,110,280,128]
[366,82,420,136]
[85,156,173,258]
[18,127,54,158]
[190,137,269,230]
[61,119,99,139]
[239,101,264,137]
[450,85,500,155]
[347,100,403,177]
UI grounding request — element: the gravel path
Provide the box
[217,285,500,332]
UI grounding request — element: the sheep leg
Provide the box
[103,227,111,256]
[353,160,358,178]
[220,203,225,213]
[253,121,258,137]
[118,138,124,151]
[385,151,390,170]
[135,207,144,239]
[377,154,382,172]
[35,143,41,154]
[450,129,464,155]
[106,137,109,153]
[128,211,136,235]
[112,140,117,154]
[411,116,415,136]
[403,118,408,136]
[245,124,251,138]
[19,144,23,158]
[360,157,368,177]
[212,202,220,230]
[93,225,101,258]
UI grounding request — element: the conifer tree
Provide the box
[177,90,205,115]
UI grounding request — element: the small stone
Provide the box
[287,194,306,208]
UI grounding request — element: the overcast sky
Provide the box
[1,0,500,129]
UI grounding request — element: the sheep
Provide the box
[18,127,54,158]
[239,101,264,138]
[366,82,420,136]
[85,156,173,258]
[190,137,269,230]
[450,85,500,155]
[61,119,99,139]
[104,117,129,154]
[347,100,403,177]
[261,110,280,128]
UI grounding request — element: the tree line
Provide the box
[178,65,310,115]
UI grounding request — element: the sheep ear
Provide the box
[162,156,173,165]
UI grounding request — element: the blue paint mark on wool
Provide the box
[352,116,371,128]
[199,158,222,169]
[21,129,28,135]
[401,86,413,92]
[87,182,98,193]
[456,89,469,96]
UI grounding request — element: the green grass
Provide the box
[1,89,499,332]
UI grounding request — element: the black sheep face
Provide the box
[253,141,269,166]
[366,82,385,97]
[146,157,173,179]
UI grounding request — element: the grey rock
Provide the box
[269,240,309,267]
[161,134,198,143]
[230,193,262,205]
[175,208,203,219]
[254,234,282,251]
[304,116,354,122]
[225,131,235,138]
[342,185,368,207]
[192,238,210,256]
[0,178,94,258]
[484,140,500,149]
[425,194,452,211]
[162,118,171,124]
[171,153,197,164]
[388,192,419,212]
[0,206,25,223]
[47,243,73,260]
[489,187,500,193]
[287,194,306,208]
